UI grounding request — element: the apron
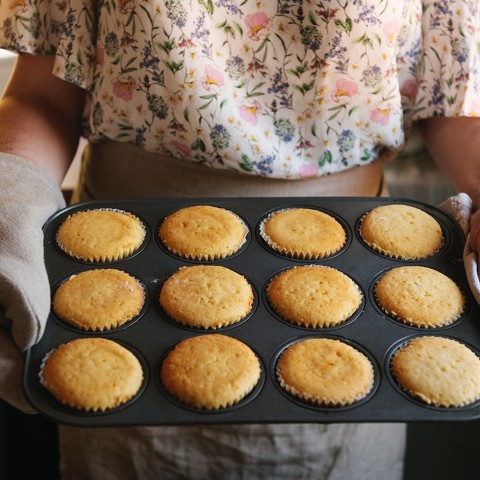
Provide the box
[60,140,404,480]
[71,141,388,202]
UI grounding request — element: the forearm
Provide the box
[0,53,86,185]
[0,96,81,184]
[418,116,480,211]
[419,116,480,253]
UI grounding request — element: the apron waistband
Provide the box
[72,141,387,203]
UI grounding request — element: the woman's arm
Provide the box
[419,116,480,208]
[419,116,480,252]
[0,52,86,185]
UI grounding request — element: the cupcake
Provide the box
[159,265,254,329]
[160,334,261,410]
[56,209,146,262]
[266,265,362,328]
[359,204,444,260]
[391,336,480,407]
[158,205,248,260]
[40,337,144,412]
[53,269,146,331]
[259,208,346,259]
[276,338,374,407]
[374,266,465,328]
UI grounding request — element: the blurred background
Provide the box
[0,50,478,480]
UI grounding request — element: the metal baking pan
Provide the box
[23,197,480,426]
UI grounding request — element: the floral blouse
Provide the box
[1,1,480,179]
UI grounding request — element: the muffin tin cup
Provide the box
[23,197,480,427]
[155,341,267,414]
[36,339,150,417]
[270,334,381,412]
[50,269,150,334]
[384,335,480,412]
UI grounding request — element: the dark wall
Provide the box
[0,400,60,479]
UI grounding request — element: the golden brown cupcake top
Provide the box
[391,336,480,407]
[40,338,144,412]
[374,266,465,328]
[56,209,146,262]
[277,338,374,407]
[266,265,362,328]
[359,204,444,260]
[159,205,248,260]
[160,334,261,410]
[53,269,145,331]
[159,265,254,329]
[259,208,346,259]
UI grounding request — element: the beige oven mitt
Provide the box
[0,153,65,412]
[438,192,480,304]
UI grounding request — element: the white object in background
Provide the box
[64,138,86,193]
[0,50,16,92]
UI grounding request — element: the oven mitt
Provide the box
[438,192,480,304]
[0,152,65,412]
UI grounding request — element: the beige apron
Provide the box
[61,141,404,480]
[71,141,387,202]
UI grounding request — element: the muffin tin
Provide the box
[23,197,480,426]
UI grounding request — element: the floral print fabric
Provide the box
[1,1,480,179]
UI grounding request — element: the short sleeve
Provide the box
[413,1,480,119]
[0,0,97,90]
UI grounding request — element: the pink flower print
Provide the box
[179,39,195,48]
[299,163,320,178]
[370,104,393,125]
[239,100,261,125]
[400,79,418,100]
[170,140,193,158]
[332,78,359,103]
[383,18,399,46]
[202,65,225,92]
[245,12,270,41]
[317,8,339,22]
[112,75,136,102]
